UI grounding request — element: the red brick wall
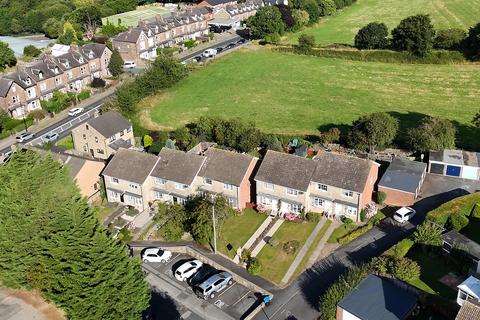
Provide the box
[378,186,416,206]
[336,306,343,320]
[360,162,379,209]
[239,158,258,210]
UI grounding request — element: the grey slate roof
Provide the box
[109,139,133,151]
[442,230,480,260]
[102,148,158,184]
[87,111,131,138]
[114,29,143,43]
[0,78,13,97]
[378,158,426,194]
[81,43,107,59]
[312,152,374,193]
[198,148,254,186]
[203,0,234,6]
[254,150,317,192]
[338,275,417,320]
[4,71,36,89]
[152,148,206,185]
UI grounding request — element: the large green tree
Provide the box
[0,41,17,71]
[354,22,389,49]
[473,111,480,128]
[463,23,480,60]
[347,112,399,153]
[0,151,150,319]
[247,6,285,39]
[108,48,124,77]
[391,14,435,57]
[407,116,456,152]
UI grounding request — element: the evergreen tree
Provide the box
[0,151,150,319]
[0,41,17,71]
[108,48,124,77]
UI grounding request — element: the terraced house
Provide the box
[112,9,210,66]
[102,145,257,211]
[254,151,379,222]
[0,43,111,118]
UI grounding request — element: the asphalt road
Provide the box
[0,34,249,156]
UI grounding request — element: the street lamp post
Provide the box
[212,202,217,254]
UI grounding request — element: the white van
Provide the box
[123,61,136,69]
[202,49,217,58]
[393,207,416,223]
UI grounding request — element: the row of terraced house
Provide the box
[112,0,286,66]
[0,43,112,119]
[102,144,378,222]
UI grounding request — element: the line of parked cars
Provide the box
[190,38,248,63]
[142,247,234,300]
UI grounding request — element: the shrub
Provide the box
[297,33,315,53]
[384,238,415,258]
[434,28,466,50]
[341,216,353,225]
[391,14,435,57]
[319,127,340,144]
[306,211,320,223]
[448,212,469,231]
[157,47,180,57]
[23,45,41,57]
[183,39,197,49]
[241,248,252,262]
[390,257,421,282]
[264,33,281,44]
[247,257,262,275]
[318,0,336,16]
[354,22,389,49]
[91,77,106,88]
[472,203,480,219]
[413,222,443,247]
[292,9,310,30]
[268,237,280,247]
[29,109,46,121]
[376,191,386,205]
[427,192,480,226]
[77,90,90,101]
[283,240,300,255]
[359,209,366,222]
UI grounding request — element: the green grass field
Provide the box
[284,0,480,45]
[149,49,480,149]
[101,4,170,27]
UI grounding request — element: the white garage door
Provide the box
[462,166,479,180]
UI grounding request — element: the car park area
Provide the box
[141,251,262,320]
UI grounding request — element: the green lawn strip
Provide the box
[217,208,268,259]
[283,0,480,45]
[407,247,457,300]
[149,49,480,150]
[407,277,436,295]
[55,136,74,149]
[95,206,114,223]
[327,222,356,243]
[256,221,317,284]
[292,219,332,278]
[328,211,386,244]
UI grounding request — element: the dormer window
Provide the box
[64,61,70,68]
[88,51,94,59]
[54,66,59,74]
[79,57,84,63]
[24,77,32,85]
[38,71,43,79]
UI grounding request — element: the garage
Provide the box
[446,165,461,177]
[429,149,480,181]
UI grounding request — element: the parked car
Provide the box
[194,271,233,299]
[68,107,84,117]
[188,264,217,287]
[16,132,35,143]
[193,56,202,62]
[123,61,136,69]
[42,133,59,143]
[141,248,172,263]
[236,38,247,44]
[215,46,224,53]
[225,43,235,49]
[0,151,12,164]
[202,48,217,58]
[175,260,203,282]
[393,207,416,223]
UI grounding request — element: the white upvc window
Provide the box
[346,206,357,216]
[260,196,272,205]
[26,88,36,99]
[286,188,299,196]
[155,177,166,185]
[312,197,324,208]
[228,197,237,208]
[67,72,73,79]
[204,177,212,185]
[175,183,188,190]
[55,77,62,85]
[342,190,354,198]
[317,183,328,192]
[153,191,163,199]
[264,182,274,190]
[287,203,300,213]
[110,177,119,184]
[224,183,234,190]
[110,135,116,142]
[107,190,120,199]
[12,96,19,103]
[129,183,139,189]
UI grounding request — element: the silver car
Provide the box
[42,133,59,143]
[16,132,35,143]
[194,271,233,299]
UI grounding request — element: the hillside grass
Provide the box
[284,0,480,45]
[149,49,480,149]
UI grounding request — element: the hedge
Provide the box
[472,202,480,219]
[337,212,385,244]
[427,192,480,226]
[384,238,414,258]
[276,47,467,64]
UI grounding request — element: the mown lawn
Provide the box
[217,208,268,259]
[327,223,356,244]
[55,135,74,149]
[284,0,480,45]
[149,50,480,150]
[256,220,317,284]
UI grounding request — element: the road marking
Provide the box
[181,311,191,319]
[217,283,236,298]
[268,289,301,319]
[231,290,250,306]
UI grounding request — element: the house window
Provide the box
[107,190,120,199]
[82,134,86,139]
[80,67,86,75]
[95,136,98,143]
[175,183,188,190]
[12,96,19,103]
[264,182,274,190]
[224,183,234,190]
[153,191,163,199]
[286,188,299,196]
[458,290,468,301]
[342,190,354,198]
[83,145,87,152]
[25,77,32,85]
[346,207,357,216]
[204,178,213,185]
[261,196,272,205]
[177,197,186,205]
[317,184,328,192]
[228,197,237,207]
[67,72,73,79]
[55,78,62,85]
[110,135,116,142]
[312,197,324,208]
[110,177,119,184]
[129,183,139,189]
[287,203,300,213]
[86,124,89,130]
[97,149,104,154]
[155,177,166,185]
[26,88,36,98]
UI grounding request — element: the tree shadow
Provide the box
[144,290,181,320]
[316,123,352,144]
